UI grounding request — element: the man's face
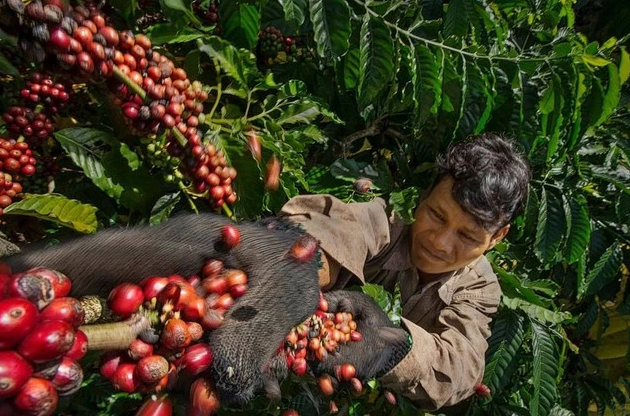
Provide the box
[410,176,510,276]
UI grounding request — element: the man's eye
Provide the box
[460,232,478,243]
[429,208,444,221]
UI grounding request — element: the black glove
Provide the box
[315,290,411,381]
[3,213,321,405]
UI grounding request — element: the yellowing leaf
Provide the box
[582,54,611,68]
[4,194,98,234]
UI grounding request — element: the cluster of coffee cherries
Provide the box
[98,225,244,415]
[257,28,313,65]
[283,37,314,64]
[258,26,287,60]
[20,73,72,115]
[2,107,55,143]
[282,292,399,414]
[0,267,88,416]
[0,139,37,214]
[21,156,58,195]
[192,0,220,29]
[3,0,238,208]
[2,72,69,146]
[100,277,215,396]
[283,293,363,395]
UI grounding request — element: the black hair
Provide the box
[434,133,531,232]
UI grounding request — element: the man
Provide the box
[277,132,531,409]
[4,133,530,410]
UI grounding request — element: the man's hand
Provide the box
[315,290,410,381]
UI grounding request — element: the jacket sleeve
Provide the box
[278,194,391,286]
[379,281,501,410]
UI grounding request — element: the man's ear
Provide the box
[487,224,510,251]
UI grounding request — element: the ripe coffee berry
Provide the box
[221,225,240,249]
[0,351,33,398]
[0,298,39,349]
[317,374,335,396]
[21,73,71,115]
[3,109,54,141]
[474,382,491,398]
[107,283,144,318]
[192,0,220,25]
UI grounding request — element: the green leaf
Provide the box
[146,24,204,44]
[456,60,495,138]
[549,403,575,415]
[530,320,559,416]
[108,0,137,22]
[276,101,322,125]
[119,141,140,170]
[54,129,123,201]
[4,194,98,234]
[343,48,360,90]
[278,80,308,98]
[184,49,202,80]
[575,300,599,337]
[534,188,566,265]
[596,64,621,125]
[539,84,556,115]
[0,51,19,76]
[503,297,572,324]
[330,159,395,191]
[444,0,469,38]
[411,45,442,121]
[54,128,162,213]
[620,48,630,85]
[357,14,394,111]
[582,76,604,131]
[616,193,630,225]
[149,193,181,225]
[219,2,261,50]
[494,267,547,306]
[360,283,402,325]
[582,54,611,67]
[564,197,591,264]
[308,0,351,59]
[296,125,328,144]
[198,36,257,89]
[278,0,306,28]
[483,310,525,394]
[584,243,623,297]
[517,184,539,241]
[589,164,630,194]
[159,0,198,23]
[527,280,560,297]
[389,187,421,224]
[542,72,565,162]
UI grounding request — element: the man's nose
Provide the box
[432,230,453,254]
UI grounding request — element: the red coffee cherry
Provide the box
[0,351,33,398]
[221,225,240,249]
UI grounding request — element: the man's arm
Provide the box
[380,287,500,410]
[279,194,391,289]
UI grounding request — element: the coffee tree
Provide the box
[0,0,628,415]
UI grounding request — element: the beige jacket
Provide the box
[279,194,502,411]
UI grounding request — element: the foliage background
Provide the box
[1,0,629,415]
